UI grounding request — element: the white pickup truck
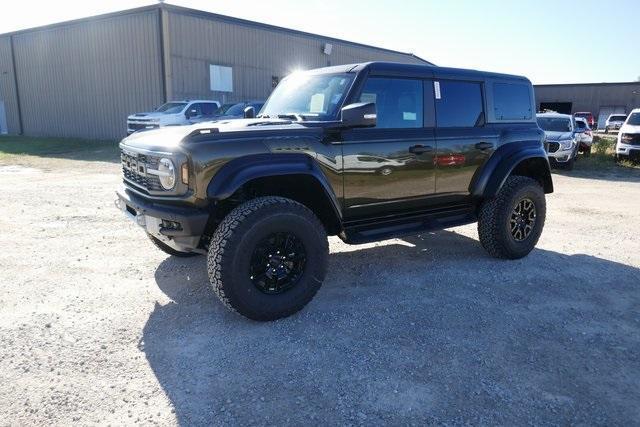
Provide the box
[126,100,220,135]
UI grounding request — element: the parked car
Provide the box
[126,100,220,134]
[574,117,593,155]
[536,112,581,170]
[189,101,265,124]
[116,61,553,321]
[574,111,596,129]
[616,108,640,162]
[604,114,627,133]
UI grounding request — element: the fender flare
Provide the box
[470,140,553,200]
[206,152,343,221]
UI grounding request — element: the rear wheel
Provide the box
[207,196,328,321]
[148,234,199,257]
[477,176,546,259]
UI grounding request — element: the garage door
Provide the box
[597,106,626,130]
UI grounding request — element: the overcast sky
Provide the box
[1,0,638,84]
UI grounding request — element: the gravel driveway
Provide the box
[1,155,639,425]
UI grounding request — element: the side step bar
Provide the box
[341,205,476,244]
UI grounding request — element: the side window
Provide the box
[201,103,217,116]
[435,81,483,127]
[187,103,203,117]
[359,78,423,129]
[493,83,532,120]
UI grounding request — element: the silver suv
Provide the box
[537,112,581,170]
[605,114,627,133]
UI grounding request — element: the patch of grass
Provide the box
[572,135,640,173]
[0,135,119,163]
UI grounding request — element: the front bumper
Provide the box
[546,142,575,163]
[115,187,210,253]
[616,143,640,161]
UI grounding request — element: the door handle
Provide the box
[475,142,494,150]
[409,145,433,154]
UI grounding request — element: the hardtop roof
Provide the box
[305,61,530,83]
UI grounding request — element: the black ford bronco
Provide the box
[116,62,552,321]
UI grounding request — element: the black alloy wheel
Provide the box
[509,198,537,242]
[249,232,307,294]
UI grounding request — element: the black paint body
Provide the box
[118,62,552,249]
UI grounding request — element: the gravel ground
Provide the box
[1,155,639,426]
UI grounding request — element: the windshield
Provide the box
[574,113,590,119]
[575,119,587,129]
[610,115,627,122]
[225,103,248,116]
[627,113,640,126]
[155,102,187,114]
[217,103,235,114]
[537,117,572,132]
[260,73,355,120]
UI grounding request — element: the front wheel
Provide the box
[207,197,328,321]
[477,176,546,259]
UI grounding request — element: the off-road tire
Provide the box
[477,176,546,260]
[148,234,199,257]
[207,196,328,321]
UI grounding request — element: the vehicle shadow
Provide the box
[142,230,640,425]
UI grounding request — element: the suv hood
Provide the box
[620,124,640,134]
[121,118,311,151]
[543,131,573,141]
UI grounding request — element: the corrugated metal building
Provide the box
[0,4,430,140]
[534,82,640,129]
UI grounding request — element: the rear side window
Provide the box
[435,81,483,127]
[493,83,532,120]
[200,103,218,116]
[359,78,423,129]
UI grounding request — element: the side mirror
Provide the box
[340,102,376,128]
[244,106,256,119]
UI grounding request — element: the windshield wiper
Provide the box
[256,113,313,121]
[276,113,306,121]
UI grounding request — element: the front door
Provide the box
[433,80,499,200]
[342,77,436,219]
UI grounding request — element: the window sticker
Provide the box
[360,93,377,104]
[309,93,325,113]
[403,112,417,121]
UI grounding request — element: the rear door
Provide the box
[433,80,499,201]
[342,76,437,218]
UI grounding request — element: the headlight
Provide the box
[157,158,176,190]
[621,134,633,143]
[559,139,573,149]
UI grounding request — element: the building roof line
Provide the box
[0,2,434,65]
[534,81,640,87]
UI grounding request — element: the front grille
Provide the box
[127,122,159,132]
[121,151,164,192]
[546,142,560,153]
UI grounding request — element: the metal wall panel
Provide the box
[12,11,164,140]
[167,11,426,103]
[534,83,640,122]
[0,36,21,134]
